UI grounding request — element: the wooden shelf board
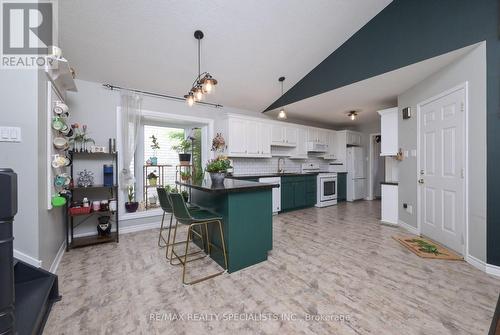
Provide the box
[70,232,118,249]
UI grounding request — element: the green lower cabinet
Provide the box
[337,172,347,202]
[280,176,317,212]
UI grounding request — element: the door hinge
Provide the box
[461,168,465,179]
[460,102,465,112]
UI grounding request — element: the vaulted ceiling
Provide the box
[58,0,392,112]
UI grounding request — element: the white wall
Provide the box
[0,70,40,263]
[398,42,486,261]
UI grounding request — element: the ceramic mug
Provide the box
[109,199,117,212]
[53,137,69,150]
[52,117,65,131]
[92,201,100,211]
[53,101,69,116]
[54,173,70,188]
[52,154,66,168]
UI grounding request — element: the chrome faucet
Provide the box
[277,157,285,174]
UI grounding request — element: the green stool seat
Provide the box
[156,188,200,260]
[168,192,228,285]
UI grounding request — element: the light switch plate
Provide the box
[0,127,21,142]
[411,149,417,157]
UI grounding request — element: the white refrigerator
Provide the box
[346,147,367,201]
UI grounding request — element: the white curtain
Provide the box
[119,93,142,189]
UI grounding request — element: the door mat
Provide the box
[392,235,463,260]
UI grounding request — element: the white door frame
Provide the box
[416,82,469,256]
[367,133,381,201]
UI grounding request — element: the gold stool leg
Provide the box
[217,220,228,271]
[164,214,175,259]
[158,211,166,247]
[169,219,179,265]
[181,220,228,285]
[169,222,207,266]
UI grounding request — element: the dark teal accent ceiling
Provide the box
[264,0,500,265]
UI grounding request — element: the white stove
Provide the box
[301,163,338,207]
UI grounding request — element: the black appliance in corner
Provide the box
[0,168,61,335]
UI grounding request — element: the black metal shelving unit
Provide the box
[65,151,119,251]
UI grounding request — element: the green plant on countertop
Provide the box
[164,185,175,193]
[181,190,189,202]
[127,185,135,202]
[409,239,441,255]
[205,155,231,173]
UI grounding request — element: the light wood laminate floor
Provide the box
[44,200,499,334]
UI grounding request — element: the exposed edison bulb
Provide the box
[203,80,213,93]
[195,87,203,100]
[350,114,356,120]
[277,109,287,120]
[186,93,194,106]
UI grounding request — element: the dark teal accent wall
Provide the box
[265,0,500,265]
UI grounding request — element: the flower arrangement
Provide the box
[70,124,95,152]
[211,133,226,152]
[205,155,231,173]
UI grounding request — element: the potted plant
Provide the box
[149,194,158,206]
[147,172,158,186]
[149,135,160,165]
[181,190,189,202]
[180,171,191,181]
[170,132,192,165]
[125,186,139,213]
[205,155,231,185]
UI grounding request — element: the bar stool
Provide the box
[168,192,228,285]
[156,187,199,261]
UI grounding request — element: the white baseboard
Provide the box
[74,221,162,238]
[466,254,486,272]
[398,219,419,235]
[14,249,42,268]
[49,241,66,274]
[486,263,500,277]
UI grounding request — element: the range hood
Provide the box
[307,142,328,153]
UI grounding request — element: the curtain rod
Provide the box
[102,83,223,108]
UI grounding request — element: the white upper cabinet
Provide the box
[346,130,362,146]
[323,131,338,160]
[378,107,398,156]
[226,116,271,158]
[271,124,297,147]
[289,127,308,159]
[227,117,247,155]
[307,128,329,145]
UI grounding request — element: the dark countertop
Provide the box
[176,178,278,193]
[228,172,319,179]
[381,181,399,186]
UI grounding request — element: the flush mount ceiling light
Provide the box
[347,110,359,121]
[184,30,218,106]
[277,77,287,120]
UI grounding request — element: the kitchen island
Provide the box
[176,178,277,272]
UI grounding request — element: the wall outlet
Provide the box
[411,149,417,157]
[406,205,413,214]
[403,150,409,158]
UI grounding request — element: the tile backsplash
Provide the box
[231,155,330,175]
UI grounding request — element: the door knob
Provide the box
[418,178,424,184]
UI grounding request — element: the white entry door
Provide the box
[419,87,465,254]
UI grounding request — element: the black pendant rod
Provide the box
[102,83,223,108]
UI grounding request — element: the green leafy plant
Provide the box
[150,135,160,150]
[205,156,231,173]
[181,190,189,202]
[409,239,441,255]
[169,131,191,154]
[180,171,191,181]
[127,185,135,203]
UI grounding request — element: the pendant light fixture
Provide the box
[184,30,218,106]
[347,110,358,121]
[277,76,287,120]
